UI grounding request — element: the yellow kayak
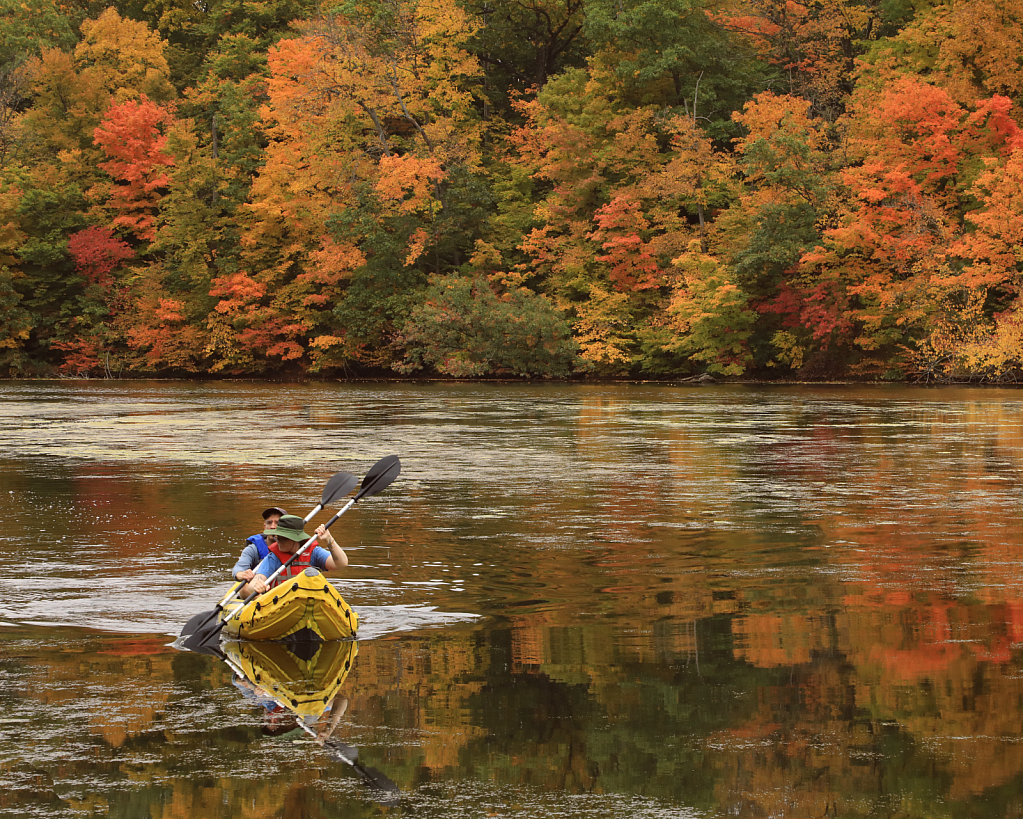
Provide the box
[223,637,358,719]
[219,567,359,641]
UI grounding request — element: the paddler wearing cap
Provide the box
[232,506,288,582]
[239,514,349,597]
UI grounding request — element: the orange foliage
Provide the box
[374,155,445,216]
[92,96,175,241]
[123,291,205,371]
[588,196,665,291]
[866,0,1023,106]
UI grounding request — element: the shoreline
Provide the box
[2,375,1020,388]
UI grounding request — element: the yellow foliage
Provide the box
[571,285,634,373]
[469,239,503,272]
[666,242,755,375]
[769,330,807,371]
[204,313,256,373]
[912,289,1023,382]
[76,9,174,103]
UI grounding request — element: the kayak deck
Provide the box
[220,567,359,641]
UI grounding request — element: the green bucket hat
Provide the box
[267,514,311,541]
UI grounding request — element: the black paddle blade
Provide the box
[180,609,218,637]
[356,765,401,804]
[323,740,400,804]
[324,739,359,764]
[178,629,226,656]
[354,455,401,501]
[322,471,358,506]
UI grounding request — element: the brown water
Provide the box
[2,380,1023,818]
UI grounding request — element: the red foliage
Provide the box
[588,196,664,291]
[50,338,103,375]
[759,276,853,344]
[236,317,310,361]
[67,226,133,287]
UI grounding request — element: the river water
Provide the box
[1,380,1022,818]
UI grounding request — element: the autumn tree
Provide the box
[229,0,489,373]
[92,96,176,242]
[511,71,656,373]
[395,275,578,376]
[75,8,175,103]
[68,225,133,287]
[460,0,589,115]
[665,241,756,374]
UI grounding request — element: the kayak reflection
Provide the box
[224,638,358,720]
[222,639,400,803]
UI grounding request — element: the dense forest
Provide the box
[1,0,1021,381]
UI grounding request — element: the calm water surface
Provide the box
[2,381,1023,818]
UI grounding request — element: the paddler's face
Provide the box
[276,538,302,553]
[264,513,281,544]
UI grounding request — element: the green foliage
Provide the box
[461,0,590,115]
[467,159,537,275]
[666,246,756,376]
[583,0,776,139]
[395,276,579,377]
[0,0,79,70]
[332,263,428,364]
[12,179,87,344]
[0,265,34,374]
[876,0,941,36]
[174,35,270,273]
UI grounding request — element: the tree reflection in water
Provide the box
[3,382,1023,818]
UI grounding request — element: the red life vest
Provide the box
[267,541,317,588]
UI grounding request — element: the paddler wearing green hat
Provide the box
[239,514,348,597]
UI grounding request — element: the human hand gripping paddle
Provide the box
[179,470,359,649]
[193,455,401,649]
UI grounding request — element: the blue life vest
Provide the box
[246,534,271,559]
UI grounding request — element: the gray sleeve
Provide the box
[231,543,260,578]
